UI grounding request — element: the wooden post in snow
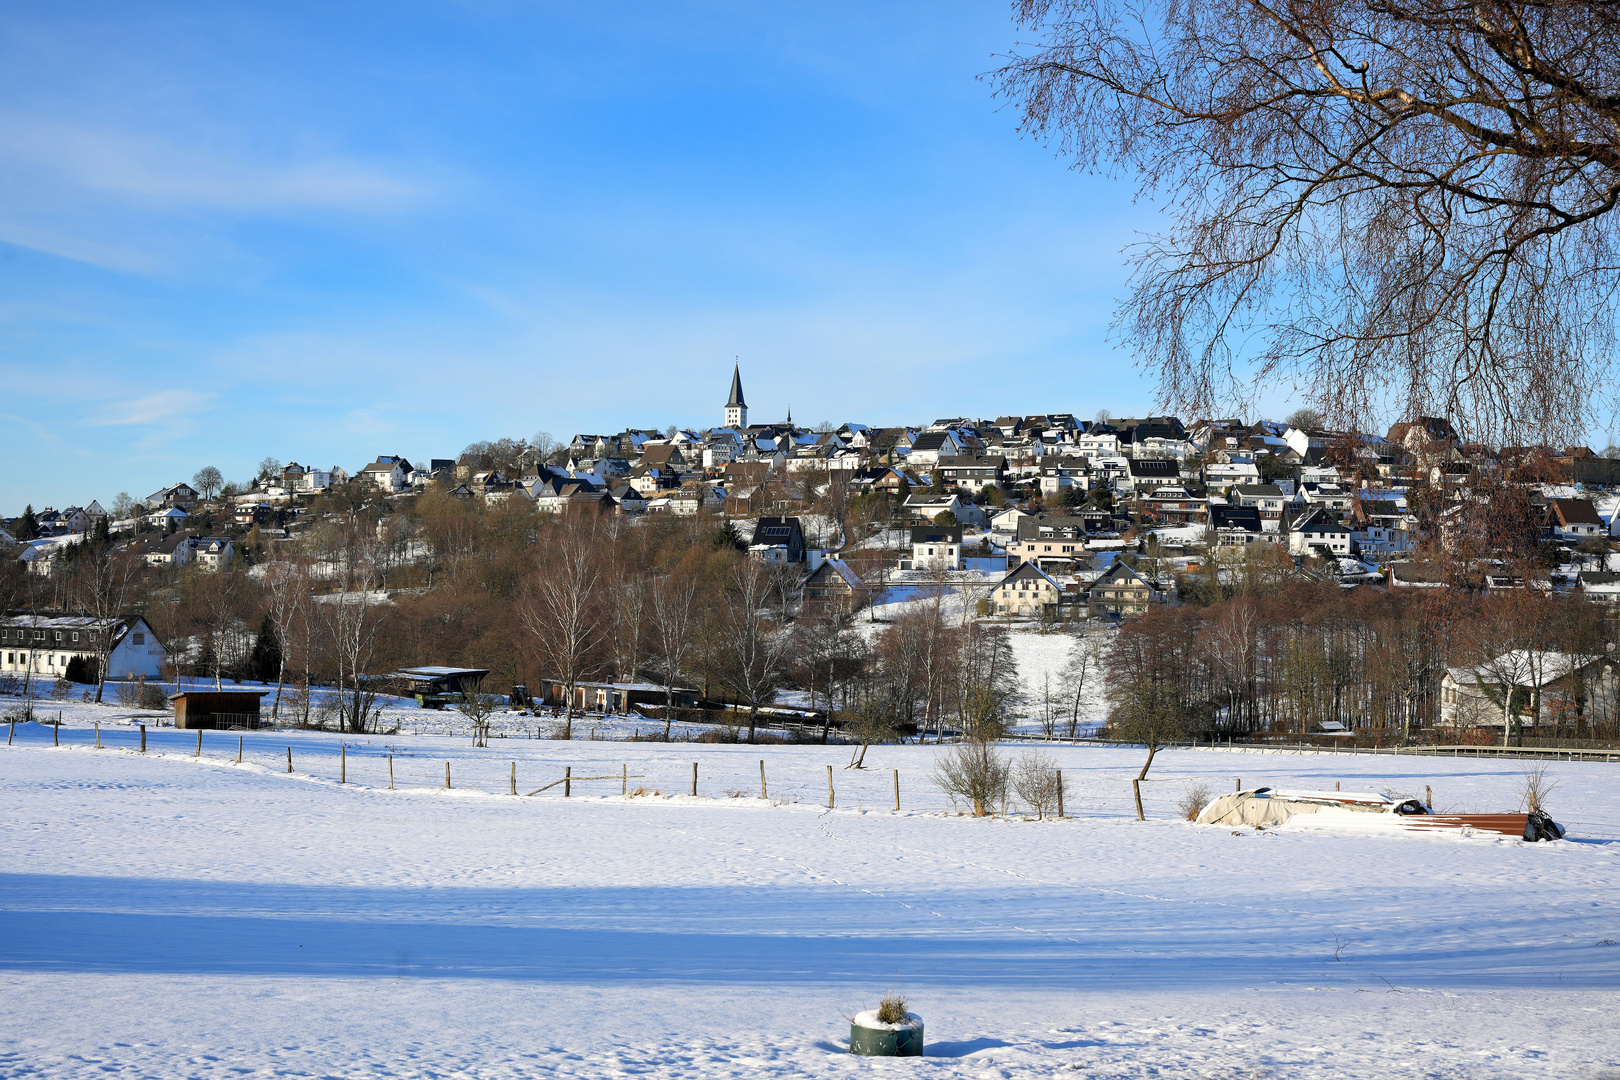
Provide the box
[759,759,767,800]
[287,747,292,773]
[195,729,200,757]
[691,762,697,797]
[622,763,627,795]
[388,755,394,789]
[511,762,517,796]
[139,724,145,753]
[445,761,451,789]
[564,765,571,797]
[95,722,101,749]
[54,722,59,747]
[7,720,13,745]
[237,735,242,763]
[827,765,835,809]
[340,745,346,784]
[893,769,900,811]
[1056,770,1064,818]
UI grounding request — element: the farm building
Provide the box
[169,690,269,730]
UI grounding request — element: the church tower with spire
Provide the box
[724,363,748,429]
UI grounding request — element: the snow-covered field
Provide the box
[3,717,1618,1078]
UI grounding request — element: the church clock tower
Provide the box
[724,363,748,429]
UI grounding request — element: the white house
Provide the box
[0,614,168,681]
[146,507,190,529]
[1230,484,1287,532]
[994,562,1063,616]
[195,538,235,572]
[359,456,412,492]
[1287,509,1352,557]
[1440,651,1616,733]
[909,525,963,571]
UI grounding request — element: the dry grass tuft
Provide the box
[875,994,908,1025]
[1177,782,1214,821]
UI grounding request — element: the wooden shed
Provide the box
[169,690,269,730]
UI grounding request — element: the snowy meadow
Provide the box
[2,715,1618,1079]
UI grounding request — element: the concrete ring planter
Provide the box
[850,1010,924,1057]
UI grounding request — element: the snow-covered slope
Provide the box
[2,727,1617,1078]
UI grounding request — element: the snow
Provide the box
[3,710,1618,1078]
[852,1009,923,1031]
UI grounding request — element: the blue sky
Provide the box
[0,1,1260,513]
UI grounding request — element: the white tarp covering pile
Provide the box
[1197,787,1392,826]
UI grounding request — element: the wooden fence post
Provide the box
[1235,777,1241,791]
[893,769,900,811]
[622,763,627,795]
[195,729,201,757]
[564,765,571,797]
[1056,770,1064,818]
[827,765,835,809]
[759,759,767,800]
[237,735,243,763]
[54,722,59,747]
[388,755,394,789]
[95,722,101,749]
[139,724,145,753]
[511,762,517,796]
[1335,781,1340,791]
[7,720,13,745]
[691,762,697,797]
[445,761,451,790]
[340,745,346,784]
[287,747,292,773]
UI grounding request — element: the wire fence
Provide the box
[8,719,1620,834]
[2,719,1233,820]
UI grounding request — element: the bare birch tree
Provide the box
[996,2,1620,442]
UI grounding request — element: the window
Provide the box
[133,633,145,646]
[72,632,79,643]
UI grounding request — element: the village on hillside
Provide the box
[4,364,1620,746]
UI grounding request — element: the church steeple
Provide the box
[724,362,748,429]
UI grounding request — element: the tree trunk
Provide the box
[1133,744,1158,821]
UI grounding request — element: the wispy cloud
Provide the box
[0,113,428,214]
[90,389,215,428]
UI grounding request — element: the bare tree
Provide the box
[707,556,790,744]
[996,2,1620,442]
[260,554,310,722]
[109,492,138,526]
[519,512,607,739]
[316,523,388,734]
[72,546,141,702]
[649,570,698,740]
[192,466,224,502]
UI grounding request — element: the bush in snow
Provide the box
[934,741,1009,817]
[1012,750,1063,819]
